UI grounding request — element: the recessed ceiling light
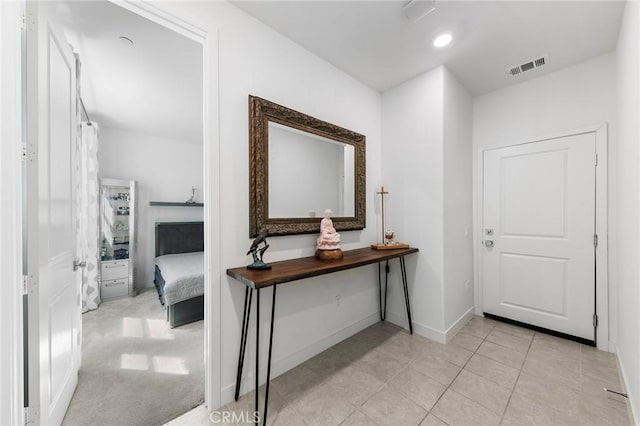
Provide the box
[119,36,134,46]
[433,32,453,48]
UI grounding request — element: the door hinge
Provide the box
[21,143,27,162]
[594,234,598,248]
[20,13,26,30]
[22,275,28,295]
[593,314,599,328]
[594,153,598,166]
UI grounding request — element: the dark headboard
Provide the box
[155,222,204,257]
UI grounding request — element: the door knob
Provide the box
[485,240,494,248]
[73,260,87,271]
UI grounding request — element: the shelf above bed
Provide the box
[149,201,204,207]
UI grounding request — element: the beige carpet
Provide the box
[62,290,204,426]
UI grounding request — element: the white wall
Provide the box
[473,53,617,148]
[472,53,617,341]
[382,67,445,336]
[442,68,474,330]
[615,1,640,421]
[381,66,474,340]
[98,126,204,288]
[155,1,382,405]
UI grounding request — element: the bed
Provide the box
[153,221,204,328]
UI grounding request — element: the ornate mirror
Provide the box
[249,95,366,237]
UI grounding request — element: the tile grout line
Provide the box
[482,331,532,355]
[498,328,536,424]
[265,321,492,425]
[441,324,519,423]
[579,341,584,425]
[431,321,536,425]
[263,321,531,426]
[295,326,403,426]
[417,321,499,426]
[237,321,630,426]
[374,328,469,426]
[340,325,428,425]
[344,323,483,426]
[352,327,443,425]
[299,331,404,425]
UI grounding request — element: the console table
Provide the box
[226,246,419,425]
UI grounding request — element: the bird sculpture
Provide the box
[246,227,271,270]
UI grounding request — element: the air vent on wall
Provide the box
[508,55,547,76]
[403,0,436,23]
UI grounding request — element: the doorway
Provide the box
[22,1,220,425]
[478,125,608,348]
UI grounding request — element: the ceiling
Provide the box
[50,1,624,141]
[54,1,202,143]
[231,0,625,95]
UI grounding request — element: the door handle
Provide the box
[73,260,87,271]
[484,240,494,248]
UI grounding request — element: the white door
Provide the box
[26,2,80,424]
[482,133,596,342]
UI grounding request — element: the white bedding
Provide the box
[155,251,204,306]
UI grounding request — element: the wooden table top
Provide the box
[227,246,419,289]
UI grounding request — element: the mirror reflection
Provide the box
[268,122,355,218]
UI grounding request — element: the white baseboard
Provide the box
[385,307,475,345]
[385,311,447,344]
[444,307,475,342]
[221,312,380,405]
[612,343,639,426]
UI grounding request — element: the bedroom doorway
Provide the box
[23,2,220,425]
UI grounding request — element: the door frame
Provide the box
[0,1,26,425]
[1,0,222,422]
[473,123,609,351]
[109,1,222,411]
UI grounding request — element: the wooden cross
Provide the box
[377,186,389,244]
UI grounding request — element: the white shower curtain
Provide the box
[78,122,101,312]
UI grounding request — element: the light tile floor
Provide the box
[166,316,632,425]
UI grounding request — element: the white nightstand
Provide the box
[100,260,130,300]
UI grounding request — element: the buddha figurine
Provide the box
[315,209,343,260]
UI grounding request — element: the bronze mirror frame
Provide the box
[249,95,366,237]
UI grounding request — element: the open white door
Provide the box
[26,2,80,424]
[482,133,596,342]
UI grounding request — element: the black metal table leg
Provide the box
[262,286,277,426]
[378,261,389,321]
[255,288,260,424]
[235,287,253,401]
[234,285,277,425]
[399,256,413,334]
[378,262,382,319]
